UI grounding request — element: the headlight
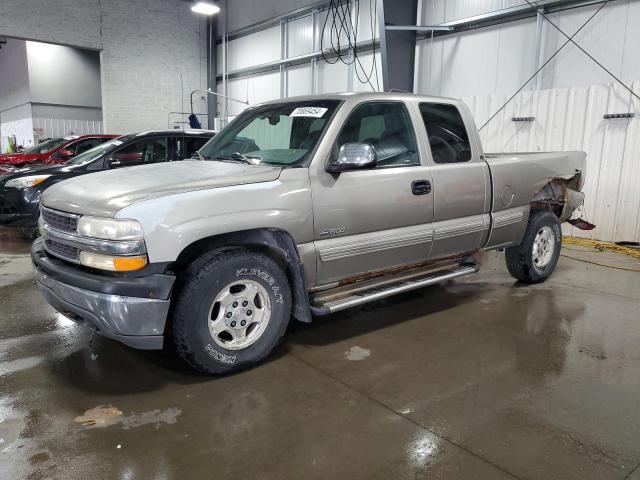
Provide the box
[5,175,51,188]
[79,251,147,272]
[77,216,144,241]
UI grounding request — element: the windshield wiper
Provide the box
[208,152,259,164]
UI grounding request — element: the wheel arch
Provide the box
[172,228,312,323]
[530,173,585,222]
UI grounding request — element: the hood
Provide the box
[0,163,70,184]
[42,160,283,217]
[0,152,47,165]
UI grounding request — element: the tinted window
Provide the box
[177,136,211,160]
[336,102,419,168]
[110,137,168,168]
[73,138,105,155]
[419,103,472,164]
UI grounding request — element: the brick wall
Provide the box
[0,0,208,133]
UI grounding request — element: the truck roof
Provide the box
[257,91,462,106]
[130,129,218,137]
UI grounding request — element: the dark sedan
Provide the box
[0,129,216,235]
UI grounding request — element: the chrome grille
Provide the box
[44,238,79,262]
[41,206,79,233]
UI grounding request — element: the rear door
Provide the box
[417,102,491,259]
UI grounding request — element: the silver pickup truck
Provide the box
[32,92,589,374]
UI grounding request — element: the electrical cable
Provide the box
[478,1,608,132]
[560,236,640,272]
[563,236,640,260]
[320,0,379,91]
[560,253,640,272]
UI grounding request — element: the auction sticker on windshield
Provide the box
[290,107,328,118]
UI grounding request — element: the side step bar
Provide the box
[309,263,478,315]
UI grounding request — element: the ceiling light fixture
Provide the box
[191,1,220,15]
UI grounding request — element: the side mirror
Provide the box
[59,148,74,159]
[106,155,121,168]
[326,143,377,173]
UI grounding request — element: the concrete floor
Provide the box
[1,226,640,480]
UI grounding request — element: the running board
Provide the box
[309,264,478,315]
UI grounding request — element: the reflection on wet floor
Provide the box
[1,229,640,479]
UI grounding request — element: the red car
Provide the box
[0,134,118,171]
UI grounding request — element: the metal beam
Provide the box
[215,39,380,82]
[385,25,452,31]
[417,0,614,40]
[206,17,217,129]
[378,0,419,92]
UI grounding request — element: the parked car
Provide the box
[32,93,591,374]
[0,129,215,234]
[0,134,119,173]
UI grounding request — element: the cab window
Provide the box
[419,103,472,164]
[335,102,419,168]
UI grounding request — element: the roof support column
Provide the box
[376,0,419,92]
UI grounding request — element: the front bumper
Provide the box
[32,238,175,350]
[0,187,40,228]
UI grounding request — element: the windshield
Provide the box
[65,135,134,166]
[199,100,341,167]
[22,137,74,154]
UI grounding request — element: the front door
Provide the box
[311,101,435,286]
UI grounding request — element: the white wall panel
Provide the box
[287,65,313,97]
[0,118,34,153]
[538,2,631,90]
[226,26,281,72]
[421,0,526,24]
[462,80,640,242]
[355,0,379,42]
[287,15,314,57]
[32,117,104,139]
[417,1,640,97]
[417,17,539,97]
[224,71,280,117]
[621,1,640,82]
[318,60,349,94]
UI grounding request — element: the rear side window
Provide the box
[419,103,472,164]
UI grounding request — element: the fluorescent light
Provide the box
[191,1,220,15]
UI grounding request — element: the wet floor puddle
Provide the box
[345,346,371,361]
[73,405,181,430]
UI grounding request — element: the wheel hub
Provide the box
[532,226,555,268]
[208,280,271,351]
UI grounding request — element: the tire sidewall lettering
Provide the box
[205,344,237,364]
[235,267,284,304]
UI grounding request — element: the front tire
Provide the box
[170,249,292,374]
[505,210,562,284]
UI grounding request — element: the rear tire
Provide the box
[505,210,562,284]
[170,249,292,374]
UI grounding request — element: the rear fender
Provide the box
[530,172,590,225]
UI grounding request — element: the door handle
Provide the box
[411,180,431,195]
